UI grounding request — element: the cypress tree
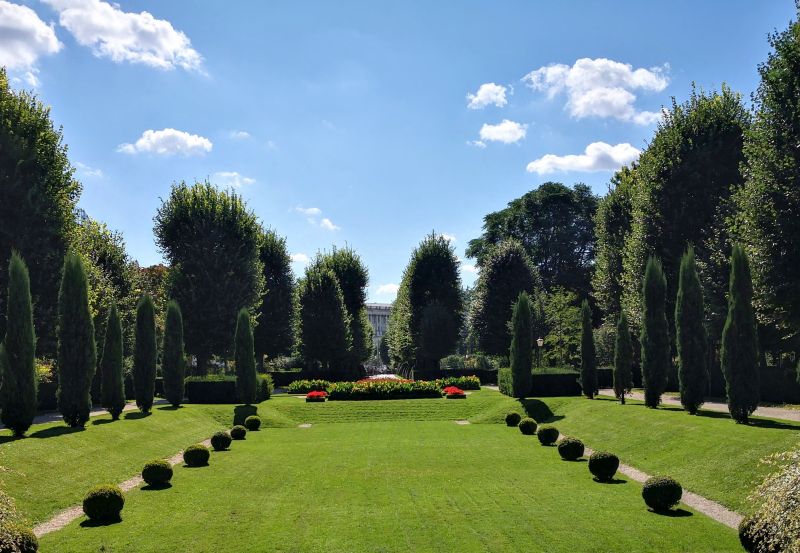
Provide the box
[99,304,125,420]
[162,300,185,407]
[57,252,96,428]
[640,257,670,408]
[720,245,760,423]
[675,247,708,414]
[0,253,37,436]
[579,300,597,399]
[133,294,157,414]
[234,308,257,405]
[509,292,533,399]
[613,311,633,404]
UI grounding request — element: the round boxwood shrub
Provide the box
[588,451,620,482]
[141,459,173,487]
[518,418,537,435]
[737,514,777,553]
[82,484,124,522]
[642,476,682,512]
[183,444,210,467]
[230,425,247,440]
[0,522,38,553]
[244,415,261,431]
[505,412,522,427]
[536,425,559,445]
[210,431,232,451]
[557,437,585,461]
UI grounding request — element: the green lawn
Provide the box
[40,420,739,553]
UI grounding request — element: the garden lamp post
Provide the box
[536,337,544,367]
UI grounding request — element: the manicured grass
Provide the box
[40,421,739,553]
[535,395,800,513]
[0,403,232,523]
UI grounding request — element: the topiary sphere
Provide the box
[642,476,682,512]
[141,459,173,487]
[588,451,620,482]
[244,415,261,431]
[738,515,765,553]
[0,522,38,553]
[505,412,522,427]
[183,444,210,467]
[210,431,232,451]
[536,425,559,445]
[230,425,247,440]
[82,484,124,522]
[518,418,538,435]
[557,437,585,461]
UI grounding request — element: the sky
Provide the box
[1,0,797,303]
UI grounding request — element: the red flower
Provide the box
[306,390,328,398]
[443,386,465,396]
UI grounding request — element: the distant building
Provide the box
[366,303,392,348]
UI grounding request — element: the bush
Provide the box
[184,375,272,403]
[141,459,173,487]
[518,418,537,435]
[210,431,232,451]
[230,425,247,440]
[183,444,210,467]
[557,437,584,460]
[642,476,682,512]
[0,522,38,553]
[498,368,513,396]
[505,412,522,427]
[434,375,481,390]
[82,484,124,522]
[589,451,620,482]
[536,425,559,445]
[287,379,331,394]
[244,415,261,431]
[327,379,441,400]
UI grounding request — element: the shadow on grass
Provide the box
[234,405,258,426]
[649,508,693,518]
[517,398,564,423]
[80,518,121,528]
[141,483,173,491]
[29,425,85,439]
[593,478,627,485]
[183,463,209,468]
[157,405,182,411]
[561,458,588,463]
[91,418,114,426]
[123,411,150,420]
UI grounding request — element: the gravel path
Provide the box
[598,389,800,422]
[1,399,170,430]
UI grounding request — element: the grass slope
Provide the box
[40,421,739,553]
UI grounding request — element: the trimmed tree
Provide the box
[0,252,37,436]
[509,292,533,399]
[579,300,597,399]
[253,230,294,369]
[234,308,257,405]
[640,257,670,408]
[720,245,760,423]
[675,247,708,414]
[57,251,96,428]
[99,303,125,420]
[613,311,633,404]
[133,294,157,414]
[161,300,185,407]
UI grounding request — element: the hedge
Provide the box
[413,368,497,385]
[184,375,273,404]
[328,380,442,400]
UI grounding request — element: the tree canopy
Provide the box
[252,230,295,366]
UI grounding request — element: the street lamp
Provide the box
[536,337,544,367]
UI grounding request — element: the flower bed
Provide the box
[328,379,442,400]
[434,375,481,391]
[305,390,328,402]
[443,386,466,399]
[288,379,332,394]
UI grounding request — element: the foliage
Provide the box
[99,304,125,420]
[579,300,597,399]
[557,437,584,461]
[418,301,457,363]
[327,379,441,400]
[234,308,257,405]
[230,425,247,440]
[505,412,522,427]
[287,379,332,394]
[641,476,683,512]
[162,300,185,407]
[509,292,533,398]
[536,425,559,445]
[244,415,261,431]
[497,368,512,396]
[253,230,295,366]
[57,251,96,428]
[588,451,619,482]
[183,375,272,404]
[542,287,581,367]
[378,334,389,365]
[0,69,81,357]
[640,257,670,408]
[183,444,210,467]
[82,484,124,522]
[675,247,708,414]
[612,312,633,404]
[593,321,616,367]
[0,522,38,553]
[518,417,537,435]
[467,182,598,296]
[0,253,37,436]
[211,431,232,451]
[721,245,760,423]
[434,375,481,390]
[154,181,264,374]
[141,459,173,487]
[133,294,157,414]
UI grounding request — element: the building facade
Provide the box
[366,303,392,349]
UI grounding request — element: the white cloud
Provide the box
[212,171,255,188]
[466,82,508,109]
[479,119,527,144]
[74,161,103,178]
[439,233,456,243]
[293,206,322,216]
[117,128,212,156]
[526,142,640,174]
[376,283,399,298]
[43,0,203,72]
[229,130,250,140]
[293,206,339,231]
[320,218,340,231]
[291,253,309,264]
[522,58,667,124]
[0,1,62,86]
[462,263,479,274]
[467,140,486,149]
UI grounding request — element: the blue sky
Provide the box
[1,0,796,302]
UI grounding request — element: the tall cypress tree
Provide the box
[579,300,597,399]
[99,304,125,420]
[720,245,760,423]
[613,311,633,404]
[133,294,157,414]
[640,257,670,408]
[675,247,708,414]
[509,292,533,399]
[57,252,96,428]
[162,300,185,407]
[235,308,257,405]
[0,252,37,436]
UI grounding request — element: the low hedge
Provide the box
[434,375,481,391]
[82,484,124,522]
[184,375,273,404]
[287,379,332,394]
[498,368,582,397]
[328,379,442,400]
[413,368,497,385]
[142,459,173,487]
[642,476,682,512]
[183,444,210,467]
[589,451,620,482]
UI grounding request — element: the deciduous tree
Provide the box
[580,300,597,399]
